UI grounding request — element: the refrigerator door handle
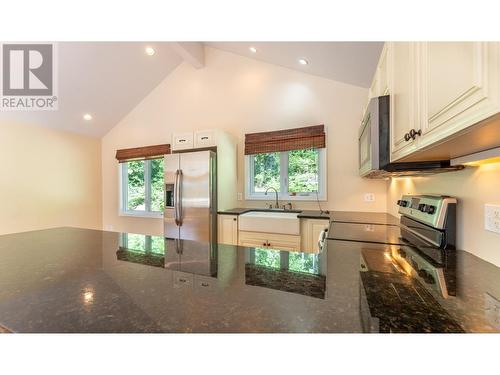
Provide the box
[174,170,180,226]
[177,169,183,226]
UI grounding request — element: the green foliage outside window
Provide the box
[289,252,318,274]
[288,149,319,193]
[150,159,164,212]
[254,248,280,268]
[253,152,280,192]
[125,158,164,212]
[251,149,320,195]
[253,248,319,275]
[127,161,145,210]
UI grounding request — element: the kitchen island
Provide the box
[0,227,498,333]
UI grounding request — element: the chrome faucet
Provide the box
[265,187,279,209]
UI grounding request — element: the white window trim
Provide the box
[245,148,327,202]
[118,160,164,219]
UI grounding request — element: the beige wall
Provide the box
[0,121,102,235]
[102,47,388,236]
[387,163,500,267]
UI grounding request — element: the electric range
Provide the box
[328,195,458,300]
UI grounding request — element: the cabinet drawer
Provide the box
[238,231,301,252]
[172,132,194,150]
[195,130,216,148]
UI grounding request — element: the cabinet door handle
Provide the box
[263,243,267,247]
[404,132,411,142]
[409,128,422,140]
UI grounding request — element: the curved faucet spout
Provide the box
[265,187,279,209]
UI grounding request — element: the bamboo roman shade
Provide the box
[244,125,326,155]
[115,144,171,163]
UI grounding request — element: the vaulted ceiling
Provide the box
[0,42,183,137]
[206,42,383,88]
[0,42,383,138]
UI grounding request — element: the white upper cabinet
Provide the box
[417,42,500,150]
[389,42,420,160]
[369,44,389,98]
[370,42,500,162]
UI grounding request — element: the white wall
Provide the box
[387,164,500,267]
[102,47,388,236]
[0,121,102,235]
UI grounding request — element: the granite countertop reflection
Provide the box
[0,227,498,333]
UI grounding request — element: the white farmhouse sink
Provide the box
[238,211,300,235]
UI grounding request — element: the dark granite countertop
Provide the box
[218,208,398,222]
[218,207,330,220]
[329,211,400,226]
[0,227,498,333]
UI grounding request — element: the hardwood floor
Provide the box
[0,325,11,333]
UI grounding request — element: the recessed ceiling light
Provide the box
[298,58,309,65]
[145,46,155,56]
[83,113,93,121]
[249,46,257,53]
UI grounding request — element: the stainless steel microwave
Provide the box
[358,95,463,178]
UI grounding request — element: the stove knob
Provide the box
[426,205,436,214]
[397,200,408,207]
[418,203,428,212]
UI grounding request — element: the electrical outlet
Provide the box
[485,204,500,234]
[237,192,243,201]
[364,193,375,202]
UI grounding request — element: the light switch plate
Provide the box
[237,192,243,201]
[364,193,375,202]
[485,204,500,234]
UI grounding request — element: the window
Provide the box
[119,233,165,255]
[246,148,326,200]
[120,158,164,217]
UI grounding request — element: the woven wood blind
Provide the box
[245,125,325,155]
[115,144,171,163]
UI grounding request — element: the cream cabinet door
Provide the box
[217,215,238,245]
[418,42,500,149]
[389,42,420,161]
[369,44,390,98]
[300,219,329,253]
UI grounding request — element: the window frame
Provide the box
[245,148,327,201]
[119,158,164,218]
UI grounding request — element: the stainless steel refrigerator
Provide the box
[164,150,217,243]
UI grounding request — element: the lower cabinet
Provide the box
[300,219,330,253]
[218,214,330,253]
[238,231,301,252]
[217,214,238,245]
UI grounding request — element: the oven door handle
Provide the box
[318,228,328,251]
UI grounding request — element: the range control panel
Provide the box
[397,195,457,230]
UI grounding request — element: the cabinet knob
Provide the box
[233,218,237,221]
[404,132,411,142]
[409,128,422,140]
